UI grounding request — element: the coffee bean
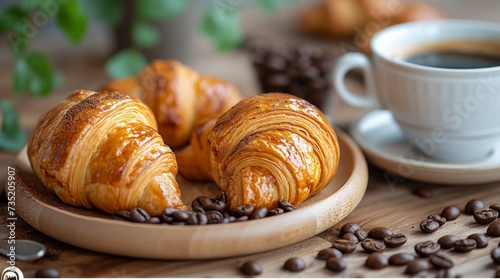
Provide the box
[233,205,254,217]
[428,214,446,226]
[495,269,500,278]
[130,207,150,223]
[491,247,500,264]
[413,186,434,198]
[340,223,361,236]
[113,210,131,221]
[331,239,357,254]
[317,248,343,260]
[441,206,460,221]
[206,200,227,212]
[172,210,190,222]
[467,233,488,249]
[251,207,268,219]
[35,268,60,278]
[160,208,177,222]
[487,219,500,237]
[490,203,500,212]
[454,239,477,253]
[283,257,306,272]
[405,259,432,275]
[278,200,295,212]
[389,253,415,266]
[415,240,441,257]
[474,209,498,224]
[429,252,454,269]
[267,208,284,216]
[240,261,262,276]
[354,229,368,241]
[368,227,393,240]
[361,239,386,253]
[365,252,388,269]
[436,269,450,278]
[325,257,347,272]
[341,233,359,243]
[206,210,224,224]
[438,235,460,249]
[420,219,440,233]
[383,233,407,248]
[465,199,485,215]
[187,212,208,225]
[235,216,249,222]
[147,217,161,224]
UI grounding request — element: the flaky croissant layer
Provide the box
[177,93,340,210]
[28,90,186,215]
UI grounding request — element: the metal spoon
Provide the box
[0,240,46,261]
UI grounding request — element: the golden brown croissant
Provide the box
[100,60,243,149]
[28,89,186,215]
[176,93,340,210]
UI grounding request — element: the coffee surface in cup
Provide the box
[399,40,500,69]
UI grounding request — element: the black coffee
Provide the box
[401,40,500,69]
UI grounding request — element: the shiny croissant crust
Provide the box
[100,60,243,149]
[28,89,186,215]
[176,93,340,210]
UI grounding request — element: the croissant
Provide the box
[100,60,243,149]
[176,93,340,210]
[27,89,186,216]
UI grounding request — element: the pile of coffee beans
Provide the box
[248,41,335,111]
[112,192,295,225]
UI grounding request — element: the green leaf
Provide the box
[255,0,281,13]
[137,0,188,21]
[200,9,243,52]
[21,0,40,12]
[132,22,160,49]
[0,6,27,34]
[0,100,27,153]
[13,52,56,97]
[78,0,123,27]
[56,0,87,43]
[105,48,147,79]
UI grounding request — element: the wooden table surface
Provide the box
[2,0,500,277]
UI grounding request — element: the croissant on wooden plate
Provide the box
[176,93,340,210]
[28,89,186,215]
[100,60,243,149]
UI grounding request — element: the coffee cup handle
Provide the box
[333,52,380,108]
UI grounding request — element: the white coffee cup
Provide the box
[333,19,500,162]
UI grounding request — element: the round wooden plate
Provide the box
[14,129,368,260]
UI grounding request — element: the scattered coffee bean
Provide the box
[420,219,440,233]
[250,207,268,219]
[467,233,488,249]
[487,219,500,237]
[365,252,388,269]
[317,248,343,260]
[489,203,500,212]
[368,227,393,240]
[341,233,359,243]
[465,199,485,215]
[436,269,450,278]
[413,186,434,198]
[383,233,407,248]
[438,235,460,249]
[340,223,361,236]
[495,269,500,278]
[172,210,190,222]
[492,247,500,264]
[428,214,446,226]
[240,261,262,276]
[361,239,386,253]
[405,259,432,275]
[112,210,131,221]
[35,268,60,278]
[130,207,150,223]
[277,200,296,212]
[233,205,254,217]
[474,209,498,224]
[325,257,347,272]
[331,239,357,254]
[147,217,161,224]
[389,253,415,266]
[415,240,441,257]
[454,239,477,253]
[267,208,284,216]
[429,252,454,269]
[441,206,460,221]
[354,229,368,241]
[283,257,306,272]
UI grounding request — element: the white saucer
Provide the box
[350,110,500,185]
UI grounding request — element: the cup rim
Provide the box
[371,19,500,73]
